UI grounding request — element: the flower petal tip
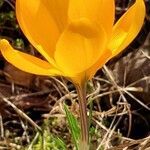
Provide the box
[0,39,10,51]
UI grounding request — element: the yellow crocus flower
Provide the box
[0,0,145,84]
[0,1,146,149]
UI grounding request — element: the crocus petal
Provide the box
[16,0,68,64]
[42,0,69,31]
[0,40,61,76]
[67,48,111,84]
[54,18,107,76]
[68,0,115,36]
[108,0,145,56]
[86,49,112,80]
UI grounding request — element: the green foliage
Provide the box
[0,0,4,8]
[15,38,25,49]
[32,131,67,150]
[31,120,67,150]
[0,1,26,49]
[64,105,80,150]
[0,11,15,25]
[98,146,104,150]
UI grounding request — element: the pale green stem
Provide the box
[75,83,89,150]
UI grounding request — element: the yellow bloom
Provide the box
[0,0,145,84]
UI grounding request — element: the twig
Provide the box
[0,114,4,138]
[0,93,42,133]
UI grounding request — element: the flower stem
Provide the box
[75,83,89,150]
